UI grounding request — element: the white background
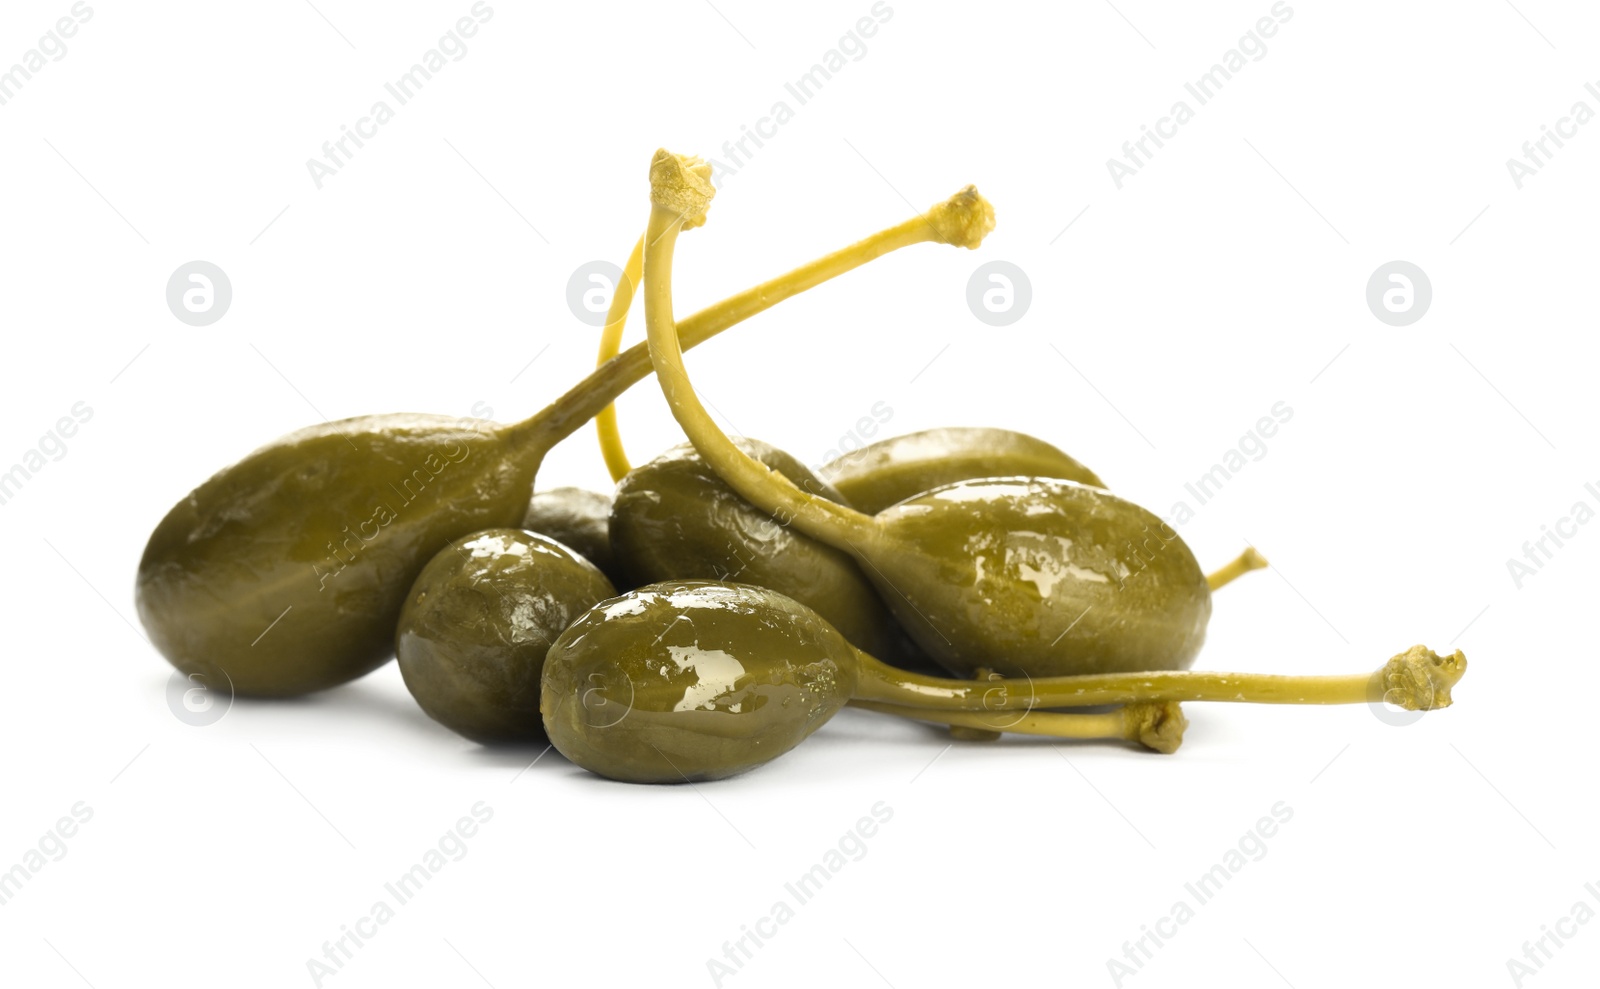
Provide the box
[2,1,1596,986]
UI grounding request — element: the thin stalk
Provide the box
[851,700,1187,754]
[595,236,644,481]
[640,149,994,550]
[644,204,873,541]
[850,645,1466,713]
[502,176,989,462]
[947,666,1002,741]
[1207,546,1269,590]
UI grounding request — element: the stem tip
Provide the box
[1376,645,1467,711]
[1128,701,1188,754]
[649,149,716,228]
[926,185,996,249]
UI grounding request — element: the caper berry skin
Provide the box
[522,487,623,587]
[136,416,534,697]
[541,581,856,783]
[610,440,898,658]
[868,478,1210,679]
[397,528,615,745]
[823,427,1104,514]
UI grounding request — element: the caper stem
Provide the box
[1206,546,1269,590]
[504,176,980,462]
[647,204,872,541]
[850,700,1186,754]
[948,667,1003,741]
[594,235,645,481]
[640,149,996,551]
[849,645,1465,713]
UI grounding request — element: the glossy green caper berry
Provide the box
[522,487,623,587]
[133,209,916,700]
[869,478,1211,678]
[541,580,856,783]
[137,416,532,698]
[397,528,615,745]
[609,439,899,658]
[822,427,1104,514]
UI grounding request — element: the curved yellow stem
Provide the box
[594,237,644,482]
[502,195,983,459]
[643,197,879,546]
[638,150,995,551]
